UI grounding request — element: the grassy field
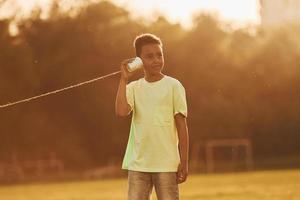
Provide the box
[0,169,299,200]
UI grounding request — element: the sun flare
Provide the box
[0,0,260,28]
[112,0,260,28]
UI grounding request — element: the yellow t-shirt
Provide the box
[122,75,187,172]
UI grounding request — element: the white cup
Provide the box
[127,57,143,72]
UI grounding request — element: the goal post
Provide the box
[205,139,254,173]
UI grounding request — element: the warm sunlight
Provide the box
[1,0,300,198]
[0,0,260,28]
[111,0,260,28]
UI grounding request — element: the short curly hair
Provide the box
[133,33,162,57]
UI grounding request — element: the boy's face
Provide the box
[139,43,164,76]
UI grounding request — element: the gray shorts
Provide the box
[128,170,179,200]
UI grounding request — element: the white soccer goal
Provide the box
[205,139,254,173]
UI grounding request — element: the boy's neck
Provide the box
[144,73,164,83]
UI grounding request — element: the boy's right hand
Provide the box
[120,58,135,82]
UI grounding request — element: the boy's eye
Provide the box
[147,55,154,59]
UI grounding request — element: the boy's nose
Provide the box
[154,56,161,63]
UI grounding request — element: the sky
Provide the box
[111,0,260,28]
[0,0,260,29]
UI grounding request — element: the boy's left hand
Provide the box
[177,163,188,184]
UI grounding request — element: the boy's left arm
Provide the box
[175,113,189,184]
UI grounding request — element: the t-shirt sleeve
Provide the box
[173,80,187,117]
[126,82,134,110]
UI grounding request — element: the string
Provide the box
[0,71,121,109]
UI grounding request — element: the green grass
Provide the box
[0,169,299,200]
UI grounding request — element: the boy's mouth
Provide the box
[152,64,162,68]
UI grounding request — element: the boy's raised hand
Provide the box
[120,58,136,82]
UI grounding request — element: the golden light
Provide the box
[112,0,260,28]
[0,0,260,29]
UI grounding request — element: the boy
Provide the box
[115,33,189,200]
